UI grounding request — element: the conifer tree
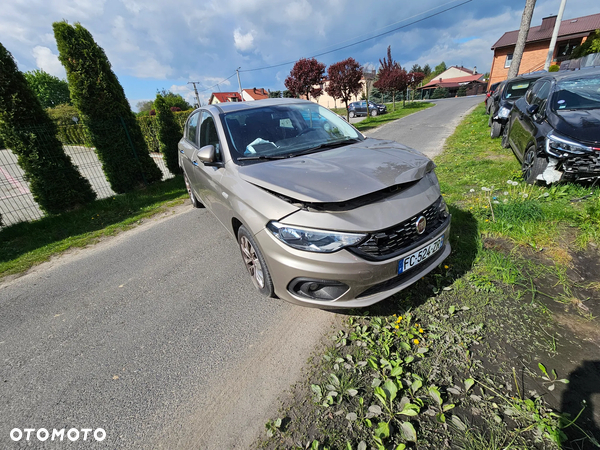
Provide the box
[0,42,96,214]
[154,94,182,175]
[53,21,162,193]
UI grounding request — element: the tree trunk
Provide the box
[344,99,350,121]
[392,90,396,111]
[507,0,536,79]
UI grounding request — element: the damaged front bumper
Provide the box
[536,133,600,184]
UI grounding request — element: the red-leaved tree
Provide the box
[326,58,363,121]
[285,58,326,101]
[407,71,425,101]
[374,46,408,110]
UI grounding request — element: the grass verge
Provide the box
[0,176,187,279]
[258,104,600,449]
[332,102,434,132]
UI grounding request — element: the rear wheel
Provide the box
[522,147,548,184]
[491,120,502,138]
[238,226,275,297]
[184,173,202,208]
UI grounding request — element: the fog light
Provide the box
[288,278,349,301]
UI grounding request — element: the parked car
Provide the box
[178,98,451,308]
[348,100,387,118]
[489,73,544,138]
[504,67,600,184]
[485,81,503,114]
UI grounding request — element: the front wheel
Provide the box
[370,109,378,117]
[491,120,502,138]
[238,226,275,297]
[522,147,548,184]
[349,111,355,118]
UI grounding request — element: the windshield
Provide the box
[552,75,600,111]
[221,103,363,163]
[503,78,539,100]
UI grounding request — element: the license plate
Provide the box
[398,235,444,274]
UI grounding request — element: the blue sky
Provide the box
[2,0,599,110]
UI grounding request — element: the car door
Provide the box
[190,111,230,226]
[356,101,366,116]
[509,81,546,161]
[517,81,551,159]
[179,111,201,181]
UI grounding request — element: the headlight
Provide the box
[498,106,511,119]
[267,221,367,253]
[545,132,592,157]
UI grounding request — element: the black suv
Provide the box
[489,73,544,138]
[348,101,387,118]
[504,67,600,184]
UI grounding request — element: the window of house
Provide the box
[556,38,583,58]
[504,54,513,69]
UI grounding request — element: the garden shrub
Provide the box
[154,94,182,174]
[0,42,96,214]
[53,21,162,193]
[431,87,449,99]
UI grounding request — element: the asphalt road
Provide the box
[0,95,484,449]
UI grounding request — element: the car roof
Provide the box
[206,98,313,115]
[537,66,600,83]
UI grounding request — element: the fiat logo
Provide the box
[416,216,427,234]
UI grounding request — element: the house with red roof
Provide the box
[242,88,270,101]
[489,12,600,86]
[208,92,242,104]
[418,66,486,97]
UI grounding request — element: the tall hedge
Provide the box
[53,21,162,193]
[154,94,182,174]
[0,42,96,214]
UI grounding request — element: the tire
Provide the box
[522,147,548,184]
[370,109,378,117]
[184,173,203,208]
[237,226,275,297]
[349,111,355,118]
[491,120,502,138]
[501,125,510,149]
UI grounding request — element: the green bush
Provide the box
[154,94,181,174]
[53,21,162,193]
[137,109,191,154]
[431,87,449,99]
[457,86,467,97]
[548,64,560,72]
[46,103,92,146]
[0,42,96,214]
[572,30,600,58]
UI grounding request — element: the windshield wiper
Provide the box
[237,154,289,161]
[290,139,360,157]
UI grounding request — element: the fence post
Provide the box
[119,116,147,185]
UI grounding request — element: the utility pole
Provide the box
[544,0,567,70]
[236,67,244,101]
[507,0,537,79]
[187,82,201,108]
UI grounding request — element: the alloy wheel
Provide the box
[240,235,265,289]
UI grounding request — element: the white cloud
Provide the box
[31,46,66,78]
[233,28,255,52]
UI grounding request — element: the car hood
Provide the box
[550,109,600,145]
[237,139,435,203]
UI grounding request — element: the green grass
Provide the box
[332,101,434,132]
[258,104,600,450]
[0,176,187,278]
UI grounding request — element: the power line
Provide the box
[195,72,237,93]
[240,0,472,73]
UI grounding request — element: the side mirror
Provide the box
[526,104,539,115]
[194,145,219,166]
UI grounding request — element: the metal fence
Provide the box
[0,120,175,228]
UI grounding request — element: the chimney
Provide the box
[473,66,477,74]
[439,78,442,82]
[253,87,257,94]
[540,15,557,32]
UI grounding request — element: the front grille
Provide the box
[562,154,600,180]
[348,197,447,261]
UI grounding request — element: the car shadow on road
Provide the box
[328,205,479,317]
